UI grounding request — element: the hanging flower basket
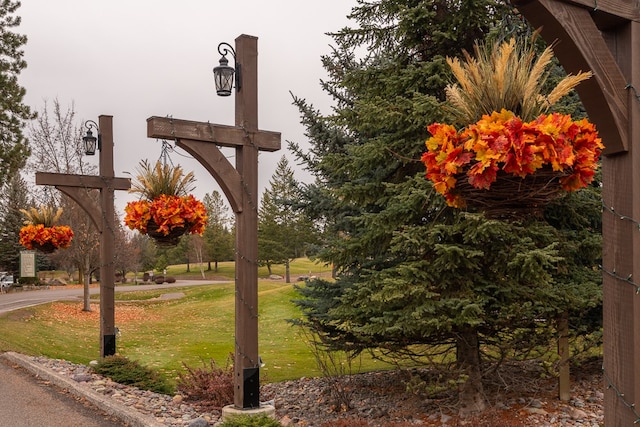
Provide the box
[19,222,74,253]
[124,194,207,246]
[421,33,603,218]
[123,160,207,247]
[421,110,603,217]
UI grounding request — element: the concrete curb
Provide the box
[1,352,164,427]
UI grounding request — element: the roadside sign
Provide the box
[20,251,36,278]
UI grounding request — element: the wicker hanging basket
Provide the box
[146,220,187,247]
[454,166,569,219]
[31,241,57,254]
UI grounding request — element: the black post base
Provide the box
[243,367,259,408]
[103,334,116,357]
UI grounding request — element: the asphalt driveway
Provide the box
[0,279,228,315]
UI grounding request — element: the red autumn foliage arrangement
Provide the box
[19,206,73,253]
[421,34,602,215]
[123,160,207,246]
[421,109,602,208]
[124,194,207,236]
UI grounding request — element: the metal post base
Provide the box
[103,334,116,357]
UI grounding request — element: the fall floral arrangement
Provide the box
[19,206,74,253]
[421,33,603,214]
[124,160,207,246]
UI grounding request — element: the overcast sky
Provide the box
[17,1,357,215]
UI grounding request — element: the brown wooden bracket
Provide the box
[147,116,281,213]
[35,172,131,233]
[513,0,630,155]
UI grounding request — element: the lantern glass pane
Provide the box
[214,65,234,96]
[83,135,97,155]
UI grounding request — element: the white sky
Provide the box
[17,0,357,215]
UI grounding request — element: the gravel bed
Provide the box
[24,355,603,427]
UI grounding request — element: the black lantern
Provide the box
[82,120,100,155]
[213,42,241,96]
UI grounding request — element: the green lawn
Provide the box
[0,259,393,387]
[154,257,333,281]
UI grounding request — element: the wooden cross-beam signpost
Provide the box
[147,34,280,410]
[35,115,131,358]
[512,1,639,425]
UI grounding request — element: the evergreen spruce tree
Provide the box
[202,191,234,272]
[0,174,29,274]
[258,156,318,282]
[0,0,34,187]
[290,0,601,415]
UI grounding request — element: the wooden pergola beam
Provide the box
[147,116,281,152]
[36,172,131,190]
[514,0,630,154]
[552,0,639,21]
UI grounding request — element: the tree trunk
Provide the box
[558,311,570,401]
[285,259,291,283]
[82,255,91,311]
[456,328,486,417]
[83,273,91,311]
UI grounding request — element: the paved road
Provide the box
[0,356,126,427]
[0,279,228,315]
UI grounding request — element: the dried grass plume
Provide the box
[445,31,592,125]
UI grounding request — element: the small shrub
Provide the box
[166,276,176,283]
[92,355,172,394]
[154,276,165,284]
[218,414,282,427]
[176,355,234,409]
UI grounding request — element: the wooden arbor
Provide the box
[147,35,281,409]
[512,0,639,425]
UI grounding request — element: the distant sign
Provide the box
[20,251,36,278]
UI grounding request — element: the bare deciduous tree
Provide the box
[27,99,100,310]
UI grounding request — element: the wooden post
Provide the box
[98,115,117,357]
[233,34,261,409]
[511,1,639,424]
[147,34,281,409]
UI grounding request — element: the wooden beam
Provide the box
[36,172,131,190]
[147,116,281,152]
[561,0,639,22]
[515,0,629,154]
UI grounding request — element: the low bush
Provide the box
[176,354,234,409]
[218,414,282,427]
[92,355,172,394]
